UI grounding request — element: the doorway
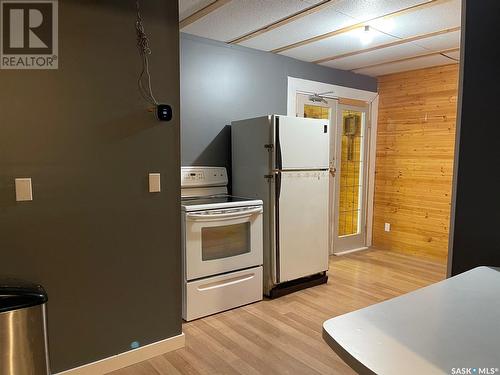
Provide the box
[296,93,371,255]
[333,105,369,254]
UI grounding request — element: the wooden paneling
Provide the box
[110,249,446,375]
[338,98,368,108]
[373,64,459,261]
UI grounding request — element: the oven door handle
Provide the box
[186,206,263,221]
[197,273,256,291]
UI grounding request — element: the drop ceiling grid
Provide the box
[368,0,461,38]
[178,0,462,77]
[239,6,356,52]
[179,0,214,21]
[355,54,455,76]
[320,29,460,71]
[320,43,428,71]
[332,0,428,21]
[413,30,460,51]
[180,0,323,43]
[280,29,397,62]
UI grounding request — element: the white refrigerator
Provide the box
[232,115,329,296]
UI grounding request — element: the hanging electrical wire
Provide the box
[440,52,459,62]
[135,0,158,105]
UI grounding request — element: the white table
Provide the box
[323,267,500,375]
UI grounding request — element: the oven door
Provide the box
[185,206,263,280]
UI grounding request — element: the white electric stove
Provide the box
[181,166,263,321]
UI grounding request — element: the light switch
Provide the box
[15,178,33,202]
[149,173,161,193]
[384,223,391,232]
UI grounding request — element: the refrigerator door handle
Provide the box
[275,116,283,170]
[275,171,282,200]
[274,171,281,283]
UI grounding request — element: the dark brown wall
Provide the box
[0,1,181,372]
[449,0,500,275]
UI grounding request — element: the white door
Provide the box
[274,170,329,283]
[296,94,338,255]
[274,116,329,170]
[296,95,370,254]
[333,105,369,254]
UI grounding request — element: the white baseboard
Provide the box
[333,246,369,256]
[55,333,185,375]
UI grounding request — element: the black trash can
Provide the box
[0,280,50,375]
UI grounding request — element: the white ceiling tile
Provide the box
[181,0,323,43]
[354,54,457,76]
[280,27,396,62]
[369,0,461,38]
[333,0,426,21]
[239,6,356,51]
[179,0,214,21]
[413,30,461,51]
[320,43,428,70]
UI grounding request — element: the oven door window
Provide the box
[201,222,251,261]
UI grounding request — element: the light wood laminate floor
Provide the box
[111,249,446,375]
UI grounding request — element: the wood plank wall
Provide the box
[373,64,459,261]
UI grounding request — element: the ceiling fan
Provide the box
[308,91,334,104]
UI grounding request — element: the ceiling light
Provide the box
[370,18,396,33]
[360,25,373,45]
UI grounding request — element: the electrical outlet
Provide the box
[384,223,391,232]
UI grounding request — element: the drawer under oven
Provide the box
[183,266,263,321]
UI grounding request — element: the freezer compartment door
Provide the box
[274,116,329,170]
[275,170,329,283]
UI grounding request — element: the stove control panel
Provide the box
[181,167,228,188]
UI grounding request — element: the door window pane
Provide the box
[338,110,364,237]
[202,223,250,260]
[304,104,330,119]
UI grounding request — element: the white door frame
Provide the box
[287,77,379,253]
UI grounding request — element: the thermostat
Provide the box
[157,104,172,121]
